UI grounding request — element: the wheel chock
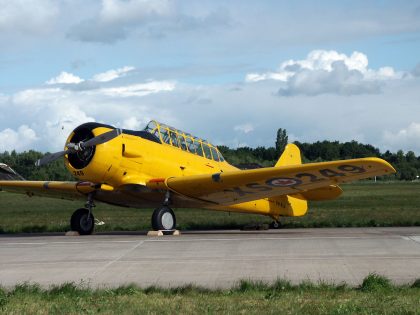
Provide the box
[147,230,163,236]
[147,230,181,236]
[65,231,80,236]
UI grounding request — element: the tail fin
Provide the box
[275,143,302,167]
[270,144,342,219]
[270,144,307,218]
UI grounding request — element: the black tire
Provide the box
[270,221,281,229]
[151,206,176,230]
[70,208,95,235]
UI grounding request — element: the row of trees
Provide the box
[0,150,74,181]
[219,142,419,180]
[219,128,420,181]
[1,129,419,180]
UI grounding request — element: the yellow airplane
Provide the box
[0,120,395,234]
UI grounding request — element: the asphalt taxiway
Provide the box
[1,227,419,288]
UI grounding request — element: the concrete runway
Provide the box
[1,227,420,288]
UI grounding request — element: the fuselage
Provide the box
[63,122,305,220]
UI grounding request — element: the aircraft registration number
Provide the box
[222,164,366,196]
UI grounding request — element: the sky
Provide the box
[1,0,420,154]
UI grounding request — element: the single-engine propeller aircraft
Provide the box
[0,120,395,234]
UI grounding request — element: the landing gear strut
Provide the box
[70,193,95,235]
[151,191,177,230]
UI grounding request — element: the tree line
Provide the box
[0,150,74,181]
[218,142,419,180]
[219,128,419,181]
[0,128,419,180]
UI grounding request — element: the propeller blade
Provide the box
[83,128,122,148]
[35,150,69,167]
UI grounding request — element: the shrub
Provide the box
[360,274,392,292]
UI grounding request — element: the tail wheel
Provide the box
[270,220,281,229]
[70,208,95,235]
[151,206,176,230]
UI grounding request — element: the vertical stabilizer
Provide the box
[275,143,302,167]
[271,144,307,218]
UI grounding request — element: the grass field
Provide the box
[1,186,420,314]
[1,182,420,233]
[1,275,419,314]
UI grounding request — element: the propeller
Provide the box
[35,150,69,167]
[35,128,122,167]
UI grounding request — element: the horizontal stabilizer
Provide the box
[295,185,343,201]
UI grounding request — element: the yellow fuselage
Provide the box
[64,126,307,220]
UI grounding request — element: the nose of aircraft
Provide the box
[35,123,121,168]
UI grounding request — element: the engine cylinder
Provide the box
[67,126,96,169]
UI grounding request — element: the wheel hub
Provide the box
[161,212,174,230]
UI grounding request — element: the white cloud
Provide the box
[246,50,404,96]
[66,0,230,43]
[0,77,176,152]
[100,0,172,23]
[234,123,254,134]
[92,66,135,82]
[46,66,135,86]
[44,107,96,150]
[66,0,174,43]
[4,87,96,151]
[0,93,8,104]
[46,72,85,85]
[412,63,420,77]
[0,125,38,152]
[12,88,63,105]
[0,0,58,35]
[383,123,420,153]
[121,116,151,130]
[1,58,419,156]
[97,81,175,97]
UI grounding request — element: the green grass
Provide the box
[1,182,420,233]
[283,181,420,228]
[1,275,419,314]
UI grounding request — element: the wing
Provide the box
[147,157,395,205]
[0,180,96,201]
[0,163,24,180]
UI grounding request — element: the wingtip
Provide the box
[368,157,396,174]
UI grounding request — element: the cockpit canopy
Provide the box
[144,120,225,162]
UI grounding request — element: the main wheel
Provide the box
[151,206,176,230]
[70,208,95,235]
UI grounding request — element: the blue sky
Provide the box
[1,0,420,154]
